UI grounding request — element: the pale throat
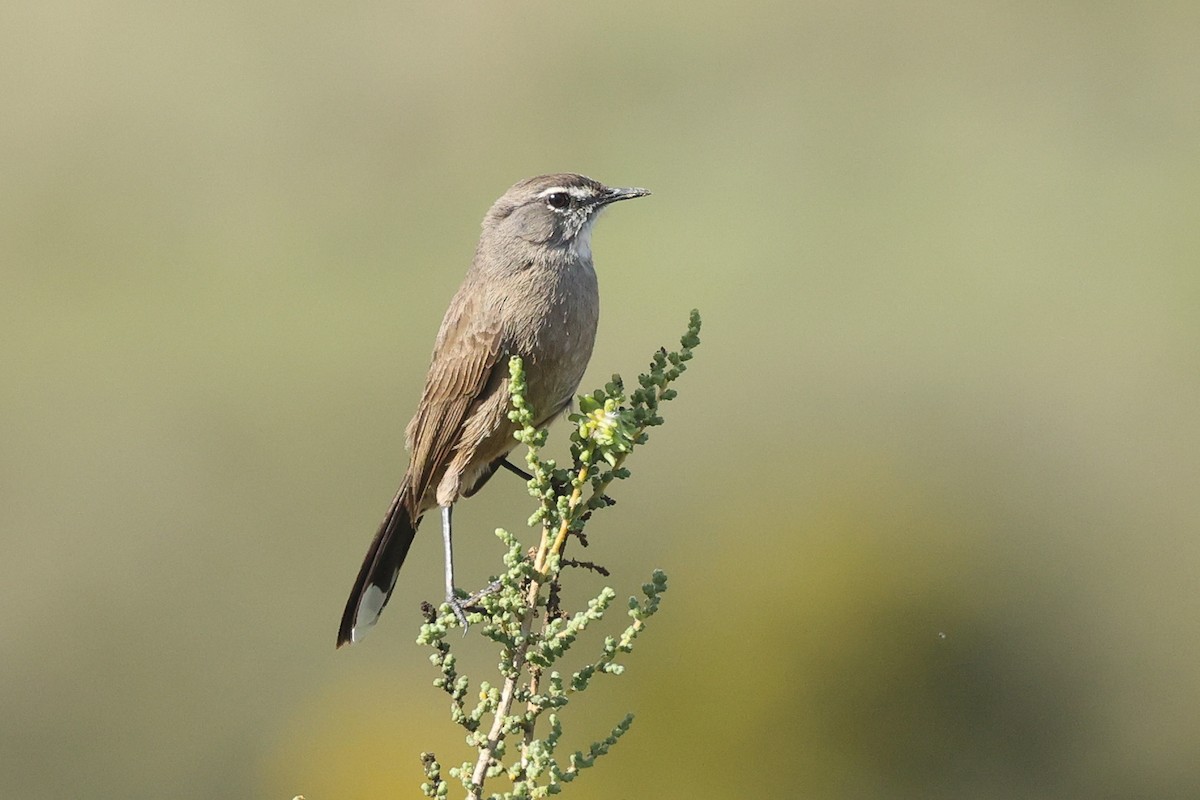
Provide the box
[568,215,598,261]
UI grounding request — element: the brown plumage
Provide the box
[337,174,649,647]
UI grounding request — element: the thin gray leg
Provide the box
[441,505,469,629]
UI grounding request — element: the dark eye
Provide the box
[546,192,570,209]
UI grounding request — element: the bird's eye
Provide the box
[546,192,570,210]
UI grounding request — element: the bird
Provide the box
[337,173,650,647]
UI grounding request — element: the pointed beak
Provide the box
[598,186,651,206]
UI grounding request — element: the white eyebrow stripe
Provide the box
[538,186,593,200]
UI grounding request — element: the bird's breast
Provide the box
[502,257,599,419]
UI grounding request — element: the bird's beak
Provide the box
[598,186,651,206]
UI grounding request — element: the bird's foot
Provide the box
[445,593,471,632]
[464,580,503,606]
[440,582,504,633]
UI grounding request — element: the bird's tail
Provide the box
[337,486,421,647]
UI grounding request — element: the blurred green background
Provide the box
[3,2,1199,798]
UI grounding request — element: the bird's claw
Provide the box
[465,580,503,606]
[442,581,505,633]
[446,594,471,632]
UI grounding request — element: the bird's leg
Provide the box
[499,457,582,499]
[498,458,534,482]
[441,505,470,629]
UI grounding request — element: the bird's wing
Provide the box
[403,281,505,513]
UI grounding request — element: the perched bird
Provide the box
[338,173,650,647]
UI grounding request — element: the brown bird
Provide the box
[337,173,650,646]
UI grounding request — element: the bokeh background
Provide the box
[3,3,1199,798]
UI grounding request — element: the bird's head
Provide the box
[483,173,650,260]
